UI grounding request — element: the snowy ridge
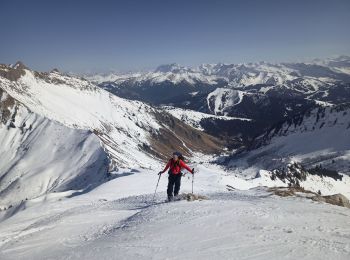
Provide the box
[0,90,109,208]
[0,67,165,168]
[87,63,221,86]
[0,63,224,209]
[0,64,225,168]
[198,56,350,92]
[227,104,350,197]
[206,88,245,115]
[89,56,350,97]
[162,105,251,130]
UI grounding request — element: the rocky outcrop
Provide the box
[270,162,308,187]
[269,187,350,208]
[312,194,350,208]
[150,111,224,160]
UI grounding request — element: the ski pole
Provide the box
[152,173,162,202]
[192,168,194,194]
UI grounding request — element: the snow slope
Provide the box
[162,105,251,130]
[227,104,350,197]
[246,105,350,172]
[0,67,163,168]
[0,163,349,260]
[0,89,109,208]
[0,64,223,208]
[206,88,244,115]
[0,65,223,169]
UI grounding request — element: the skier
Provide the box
[158,151,194,201]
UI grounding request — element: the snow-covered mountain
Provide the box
[206,88,245,115]
[0,62,223,208]
[0,62,223,164]
[1,61,350,260]
[198,57,350,91]
[1,61,348,206]
[88,63,223,86]
[88,56,350,145]
[162,105,251,131]
[0,87,109,207]
[226,103,350,196]
[248,103,350,172]
[89,56,350,103]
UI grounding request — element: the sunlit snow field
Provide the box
[1,160,350,260]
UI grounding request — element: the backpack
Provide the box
[169,153,185,167]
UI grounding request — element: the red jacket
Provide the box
[162,159,193,175]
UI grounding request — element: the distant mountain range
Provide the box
[85,56,350,144]
[0,57,349,208]
[87,55,350,103]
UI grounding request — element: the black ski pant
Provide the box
[167,173,182,198]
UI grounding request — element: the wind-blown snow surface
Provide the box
[0,163,350,260]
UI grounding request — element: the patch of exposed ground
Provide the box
[179,193,209,201]
[0,62,26,81]
[150,111,225,160]
[269,187,350,208]
[0,88,17,125]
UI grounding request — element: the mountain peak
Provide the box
[155,63,186,73]
[13,61,27,70]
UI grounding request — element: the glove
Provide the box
[158,171,163,175]
[191,168,195,174]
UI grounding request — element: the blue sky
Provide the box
[1,0,349,72]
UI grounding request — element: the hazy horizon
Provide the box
[4,54,349,75]
[1,0,350,73]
